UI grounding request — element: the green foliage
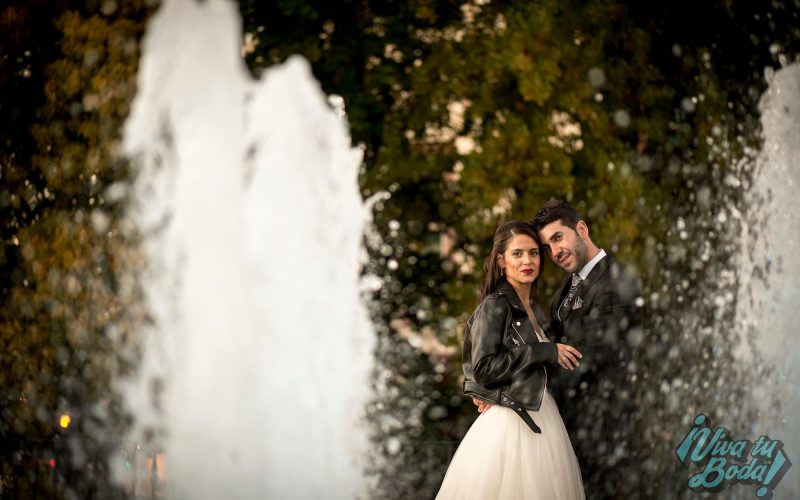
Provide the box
[0,1,151,496]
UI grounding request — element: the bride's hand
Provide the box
[472,397,493,413]
[555,343,582,370]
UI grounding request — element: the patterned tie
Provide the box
[558,273,583,321]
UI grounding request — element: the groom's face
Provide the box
[537,220,589,274]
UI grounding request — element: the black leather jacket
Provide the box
[462,280,558,411]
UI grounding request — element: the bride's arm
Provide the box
[470,297,558,386]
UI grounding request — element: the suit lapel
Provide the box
[576,254,612,299]
[560,254,613,321]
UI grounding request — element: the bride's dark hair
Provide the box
[478,221,544,303]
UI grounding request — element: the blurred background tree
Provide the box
[1,0,798,497]
[0,1,152,497]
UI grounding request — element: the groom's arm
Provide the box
[567,268,642,374]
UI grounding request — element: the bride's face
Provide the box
[498,234,541,287]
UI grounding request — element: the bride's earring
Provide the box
[499,267,505,277]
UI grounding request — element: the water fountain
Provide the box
[737,62,800,497]
[120,0,374,497]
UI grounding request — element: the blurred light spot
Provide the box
[91,210,110,232]
[386,437,401,455]
[696,186,711,208]
[454,136,475,155]
[59,414,71,429]
[242,32,259,57]
[101,0,118,15]
[21,244,35,261]
[587,67,606,87]
[327,95,346,120]
[105,182,127,203]
[427,406,448,420]
[613,109,631,128]
[626,328,644,348]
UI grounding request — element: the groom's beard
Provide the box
[556,234,588,273]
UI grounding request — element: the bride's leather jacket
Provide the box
[463,279,558,411]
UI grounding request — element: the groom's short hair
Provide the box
[530,200,582,232]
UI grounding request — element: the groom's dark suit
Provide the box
[547,253,643,499]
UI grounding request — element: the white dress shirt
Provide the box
[577,248,606,280]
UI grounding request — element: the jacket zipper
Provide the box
[542,365,548,404]
[512,318,548,410]
[532,320,549,406]
[510,322,526,345]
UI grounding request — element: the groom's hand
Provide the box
[472,397,493,413]
[555,343,582,371]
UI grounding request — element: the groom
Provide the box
[531,200,643,498]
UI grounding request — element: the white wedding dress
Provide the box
[436,334,585,500]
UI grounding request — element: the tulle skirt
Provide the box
[436,390,585,500]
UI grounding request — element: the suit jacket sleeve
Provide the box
[470,296,558,386]
[565,266,642,372]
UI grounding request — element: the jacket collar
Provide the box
[492,280,549,325]
[578,253,613,296]
[577,248,607,280]
[496,278,530,313]
[554,253,614,316]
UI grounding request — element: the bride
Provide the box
[436,221,585,500]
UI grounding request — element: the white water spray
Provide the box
[738,63,800,497]
[120,0,374,497]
